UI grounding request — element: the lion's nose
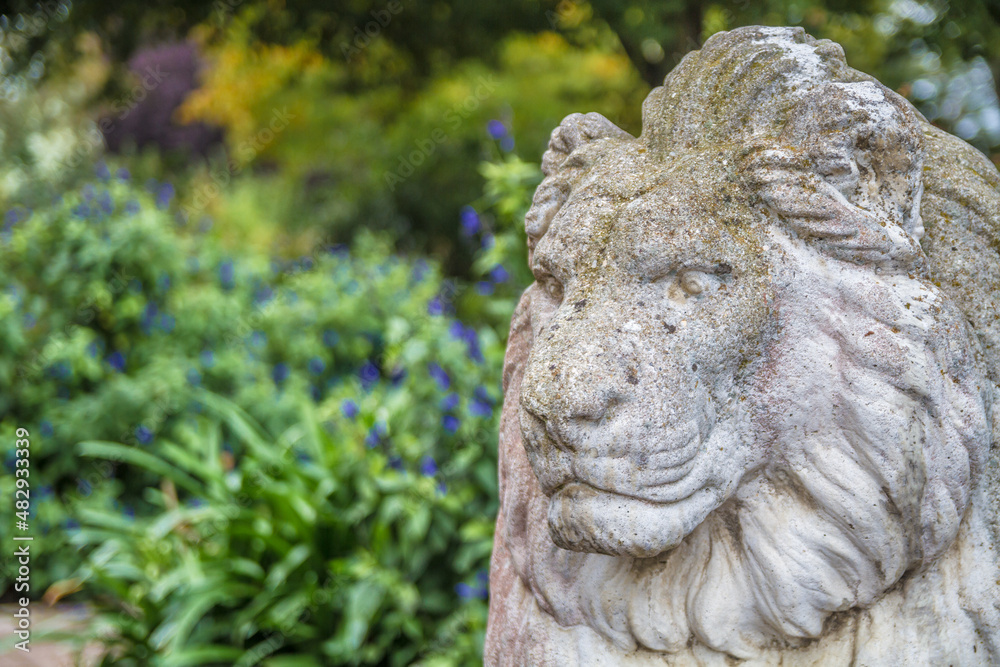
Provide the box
[520,335,634,444]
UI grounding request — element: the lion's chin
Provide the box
[547,481,721,558]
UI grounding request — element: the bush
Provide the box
[0,167,507,637]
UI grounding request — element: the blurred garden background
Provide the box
[1,0,999,665]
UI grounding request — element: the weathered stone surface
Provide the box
[486,26,1000,665]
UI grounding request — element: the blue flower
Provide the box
[5,209,19,226]
[156,183,174,209]
[448,321,465,339]
[428,362,450,390]
[189,498,204,508]
[124,200,140,216]
[359,361,380,389]
[116,167,131,182]
[442,414,460,433]
[95,162,109,179]
[460,206,481,236]
[456,583,475,599]
[97,191,113,214]
[219,259,235,289]
[107,351,126,372]
[500,136,515,152]
[487,119,507,139]
[412,259,429,282]
[82,184,95,200]
[86,341,100,358]
[437,481,447,495]
[481,233,495,249]
[440,392,459,411]
[308,357,326,375]
[254,286,274,304]
[388,455,404,471]
[40,420,53,438]
[427,296,444,316]
[186,368,202,386]
[272,363,290,385]
[341,399,359,419]
[72,203,90,219]
[323,329,340,347]
[390,366,407,387]
[470,399,493,418]
[365,421,387,448]
[476,281,494,295]
[159,314,176,333]
[420,455,438,476]
[200,349,215,367]
[135,425,153,445]
[490,264,510,283]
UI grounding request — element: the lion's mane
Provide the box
[486,26,1000,665]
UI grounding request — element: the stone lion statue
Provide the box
[485,26,1000,665]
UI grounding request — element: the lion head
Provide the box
[488,26,999,662]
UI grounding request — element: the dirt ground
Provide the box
[0,604,104,666]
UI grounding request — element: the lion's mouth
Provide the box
[547,480,722,558]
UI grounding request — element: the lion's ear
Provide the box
[525,114,631,255]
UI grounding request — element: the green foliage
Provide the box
[72,388,494,666]
[0,171,506,620]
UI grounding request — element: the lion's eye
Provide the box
[543,277,564,301]
[679,270,710,296]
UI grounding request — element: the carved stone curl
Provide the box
[486,26,1000,666]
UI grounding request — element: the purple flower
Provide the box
[72,203,90,219]
[476,281,494,295]
[156,183,174,209]
[456,582,475,599]
[487,119,507,139]
[219,259,235,289]
[135,425,153,445]
[116,167,131,182]
[308,357,326,375]
[4,209,19,226]
[448,321,465,339]
[107,351,126,372]
[440,393,459,411]
[442,415,460,433]
[341,399,359,419]
[272,363,290,384]
[490,264,510,283]
[359,361,380,389]
[460,206,481,236]
[420,455,438,476]
[500,136,515,152]
[428,362,451,390]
